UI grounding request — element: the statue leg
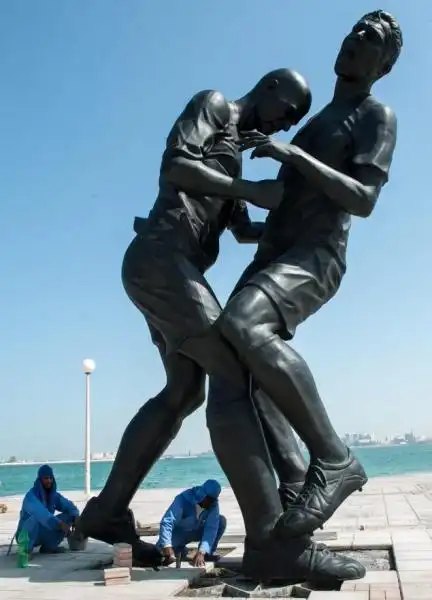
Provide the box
[74,326,206,566]
[229,261,308,506]
[97,342,206,515]
[214,249,367,538]
[178,334,365,583]
[252,386,307,508]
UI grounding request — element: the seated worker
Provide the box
[157,479,226,566]
[16,464,79,554]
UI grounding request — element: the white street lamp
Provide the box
[82,358,96,497]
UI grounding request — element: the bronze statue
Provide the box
[207,9,402,581]
[74,69,315,568]
[73,9,403,584]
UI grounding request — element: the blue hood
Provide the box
[182,479,221,505]
[33,465,57,510]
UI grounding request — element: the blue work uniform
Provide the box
[16,465,79,552]
[157,479,226,556]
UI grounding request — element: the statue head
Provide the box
[243,68,312,135]
[335,10,403,84]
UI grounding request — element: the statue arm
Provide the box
[163,91,281,210]
[289,150,384,217]
[228,200,265,243]
[167,156,272,205]
[289,106,397,218]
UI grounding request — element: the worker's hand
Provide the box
[59,521,71,535]
[162,546,176,566]
[191,551,206,567]
[163,546,175,559]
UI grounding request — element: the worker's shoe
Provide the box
[242,535,365,583]
[274,449,367,538]
[71,497,163,568]
[204,553,221,562]
[278,481,304,511]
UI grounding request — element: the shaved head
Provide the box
[253,68,312,123]
[242,68,312,134]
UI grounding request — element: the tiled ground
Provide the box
[1,473,432,599]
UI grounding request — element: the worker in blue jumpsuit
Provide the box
[157,479,226,567]
[16,465,79,554]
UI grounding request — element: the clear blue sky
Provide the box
[0,1,429,460]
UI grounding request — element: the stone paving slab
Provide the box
[0,546,210,598]
[309,593,369,599]
[2,473,432,597]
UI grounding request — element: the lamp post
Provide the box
[82,358,96,497]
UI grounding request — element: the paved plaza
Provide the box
[1,473,432,599]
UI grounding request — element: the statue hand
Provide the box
[251,141,299,162]
[238,130,270,153]
[238,131,298,163]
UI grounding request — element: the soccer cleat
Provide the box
[274,449,367,538]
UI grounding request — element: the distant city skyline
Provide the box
[2,429,432,465]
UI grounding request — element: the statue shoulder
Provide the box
[361,96,397,131]
[189,90,231,125]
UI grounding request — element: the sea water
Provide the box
[1,444,431,497]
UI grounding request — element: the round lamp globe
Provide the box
[82,358,96,374]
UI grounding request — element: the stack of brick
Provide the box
[113,543,133,569]
[103,567,131,586]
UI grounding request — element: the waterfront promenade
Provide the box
[1,473,432,598]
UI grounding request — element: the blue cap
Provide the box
[202,479,221,499]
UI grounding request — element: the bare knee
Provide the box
[159,352,206,416]
[182,381,205,416]
[165,377,205,416]
[217,286,276,356]
[217,309,249,354]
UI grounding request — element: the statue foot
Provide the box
[71,497,163,568]
[274,449,367,538]
[278,481,304,511]
[242,536,365,583]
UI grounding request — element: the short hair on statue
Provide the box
[359,10,403,73]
